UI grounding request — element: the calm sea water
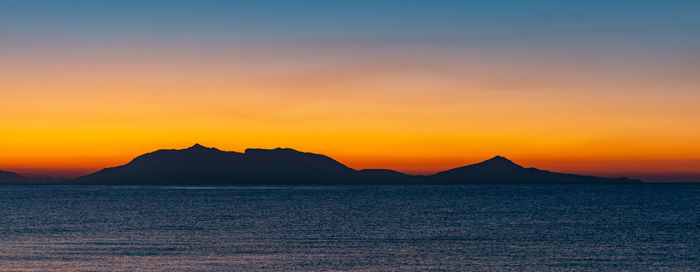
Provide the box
[0,184,698,271]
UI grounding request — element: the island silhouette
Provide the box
[29,143,639,185]
[0,144,640,184]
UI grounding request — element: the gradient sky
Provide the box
[2,1,700,181]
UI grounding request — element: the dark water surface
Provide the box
[1,184,698,271]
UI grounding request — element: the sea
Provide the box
[0,184,698,271]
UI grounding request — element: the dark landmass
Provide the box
[0,170,65,184]
[430,156,636,184]
[70,144,640,185]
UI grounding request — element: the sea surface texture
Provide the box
[1,184,698,271]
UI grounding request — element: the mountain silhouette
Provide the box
[430,155,635,184]
[0,170,27,183]
[72,144,639,184]
[74,144,411,184]
[0,169,64,184]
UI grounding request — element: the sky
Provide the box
[1,0,700,181]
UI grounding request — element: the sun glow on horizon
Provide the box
[1,1,699,181]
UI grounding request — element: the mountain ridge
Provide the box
[68,144,640,185]
[0,169,66,184]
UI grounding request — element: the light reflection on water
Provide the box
[1,184,699,271]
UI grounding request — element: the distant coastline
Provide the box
[1,144,640,185]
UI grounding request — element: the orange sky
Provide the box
[2,2,700,181]
[1,44,699,180]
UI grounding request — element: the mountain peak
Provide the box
[487,155,510,162]
[475,155,523,169]
[185,143,218,151]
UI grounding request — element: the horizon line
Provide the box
[3,143,700,183]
